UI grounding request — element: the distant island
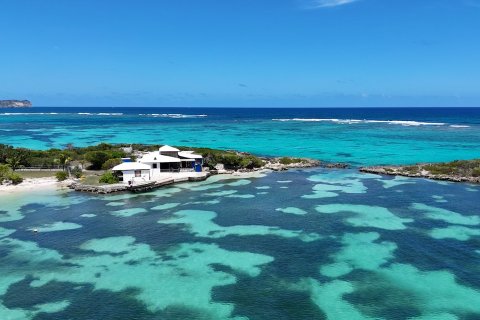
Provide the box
[0,100,32,108]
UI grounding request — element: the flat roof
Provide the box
[159,145,180,152]
[139,152,181,163]
[178,151,203,159]
[112,162,151,171]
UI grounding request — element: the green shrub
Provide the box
[424,164,453,175]
[472,167,480,177]
[7,172,23,185]
[101,158,122,170]
[99,171,119,184]
[279,157,293,165]
[84,151,110,170]
[70,166,83,179]
[279,157,304,165]
[0,164,13,184]
[240,155,264,169]
[55,171,68,181]
[403,166,419,174]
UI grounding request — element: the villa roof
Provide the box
[178,151,203,159]
[111,162,151,171]
[159,145,180,152]
[139,152,181,163]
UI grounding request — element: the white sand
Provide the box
[0,177,70,194]
[0,170,268,195]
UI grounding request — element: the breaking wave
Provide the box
[270,118,469,127]
[138,113,207,118]
[0,112,61,115]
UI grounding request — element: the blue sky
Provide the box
[0,0,479,107]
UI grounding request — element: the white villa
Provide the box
[112,145,205,185]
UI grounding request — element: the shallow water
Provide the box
[1,107,480,165]
[1,169,479,319]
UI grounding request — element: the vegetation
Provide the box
[55,171,68,181]
[473,168,480,177]
[365,159,480,181]
[101,158,122,170]
[422,159,480,176]
[0,143,265,176]
[8,172,24,184]
[57,154,72,172]
[403,165,420,174]
[99,171,119,184]
[70,166,83,179]
[0,143,127,171]
[17,171,57,179]
[0,164,24,185]
[278,157,306,165]
[174,147,264,170]
[116,144,264,170]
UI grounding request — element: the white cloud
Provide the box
[310,0,359,8]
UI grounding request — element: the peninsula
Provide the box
[0,143,333,193]
[360,159,480,184]
[0,100,32,108]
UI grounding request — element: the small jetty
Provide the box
[69,177,175,194]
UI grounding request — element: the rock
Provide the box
[214,163,225,171]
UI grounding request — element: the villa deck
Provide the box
[69,174,209,194]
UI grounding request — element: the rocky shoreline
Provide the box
[360,165,480,184]
[67,157,347,194]
[211,157,348,173]
[262,157,348,171]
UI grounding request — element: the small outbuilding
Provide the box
[112,162,151,184]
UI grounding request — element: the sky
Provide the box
[0,0,479,108]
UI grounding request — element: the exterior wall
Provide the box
[148,162,180,177]
[149,165,162,178]
[121,170,150,184]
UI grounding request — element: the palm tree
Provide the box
[53,158,60,169]
[58,154,72,173]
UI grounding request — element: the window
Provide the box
[135,170,141,177]
[160,163,170,170]
[153,163,157,169]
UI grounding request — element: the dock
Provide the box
[69,177,175,194]
[69,174,209,194]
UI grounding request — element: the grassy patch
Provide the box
[18,171,58,178]
[278,157,305,165]
[423,159,480,176]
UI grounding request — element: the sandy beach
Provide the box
[0,171,267,196]
[0,177,63,194]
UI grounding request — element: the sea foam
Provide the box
[138,113,207,118]
[272,118,448,126]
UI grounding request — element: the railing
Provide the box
[16,167,63,171]
[159,168,194,172]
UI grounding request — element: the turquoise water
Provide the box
[1,107,480,319]
[1,107,479,165]
[1,170,479,319]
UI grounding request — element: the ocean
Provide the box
[1,107,480,165]
[0,107,479,319]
